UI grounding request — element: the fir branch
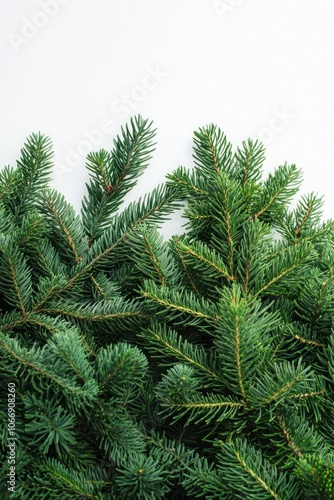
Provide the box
[82,115,157,244]
[2,119,334,497]
[171,236,202,297]
[147,430,215,486]
[174,237,234,282]
[115,454,170,498]
[38,190,86,265]
[32,275,69,312]
[155,364,242,425]
[276,193,325,243]
[47,327,95,383]
[139,322,225,386]
[28,240,68,279]
[127,224,176,286]
[248,360,321,407]
[14,212,46,250]
[60,183,180,293]
[294,194,321,237]
[250,163,302,222]
[209,173,246,277]
[39,298,145,324]
[1,311,70,336]
[253,240,315,297]
[89,272,122,301]
[236,218,272,292]
[193,124,233,178]
[140,280,219,325]
[234,138,265,186]
[91,404,146,462]
[11,133,53,220]
[215,284,279,400]
[29,458,105,499]
[0,165,17,202]
[23,392,77,456]
[166,165,209,196]
[277,413,302,458]
[297,453,334,499]
[286,323,325,348]
[0,242,32,315]
[216,438,300,499]
[0,331,99,408]
[96,343,148,396]
[327,332,334,384]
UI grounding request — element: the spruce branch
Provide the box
[215,438,301,499]
[173,237,234,283]
[193,124,233,178]
[1,118,334,497]
[140,280,219,326]
[127,223,177,286]
[10,133,53,221]
[250,163,302,222]
[234,138,265,187]
[82,115,157,245]
[0,241,33,315]
[38,189,87,265]
[139,322,225,386]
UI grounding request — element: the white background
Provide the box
[1,0,334,236]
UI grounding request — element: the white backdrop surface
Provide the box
[1,0,334,236]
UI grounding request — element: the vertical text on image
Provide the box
[7,382,16,494]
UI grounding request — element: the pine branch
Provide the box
[193,124,233,178]
[127,223,177,286]
[139,322,225,387]
[0,331,99,411]
[173,236,234,283]
[10,133,53,220]
[214,284,279,401]
[82,115,156,245]
[166,165,209,197]
[253,239,315,297]
[216,438,301,499]
[155,364,242,425]
[140,280,219,326]
[38,189,87,265]
[248,360,324,407]
[234,138,265,186]
[250,163,302,222]
[0,241,32,315]
[62,183,180,291]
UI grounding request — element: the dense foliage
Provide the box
[1,116,334,498]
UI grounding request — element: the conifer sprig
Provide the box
[0,117,184,499]
[1,118,334,498]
